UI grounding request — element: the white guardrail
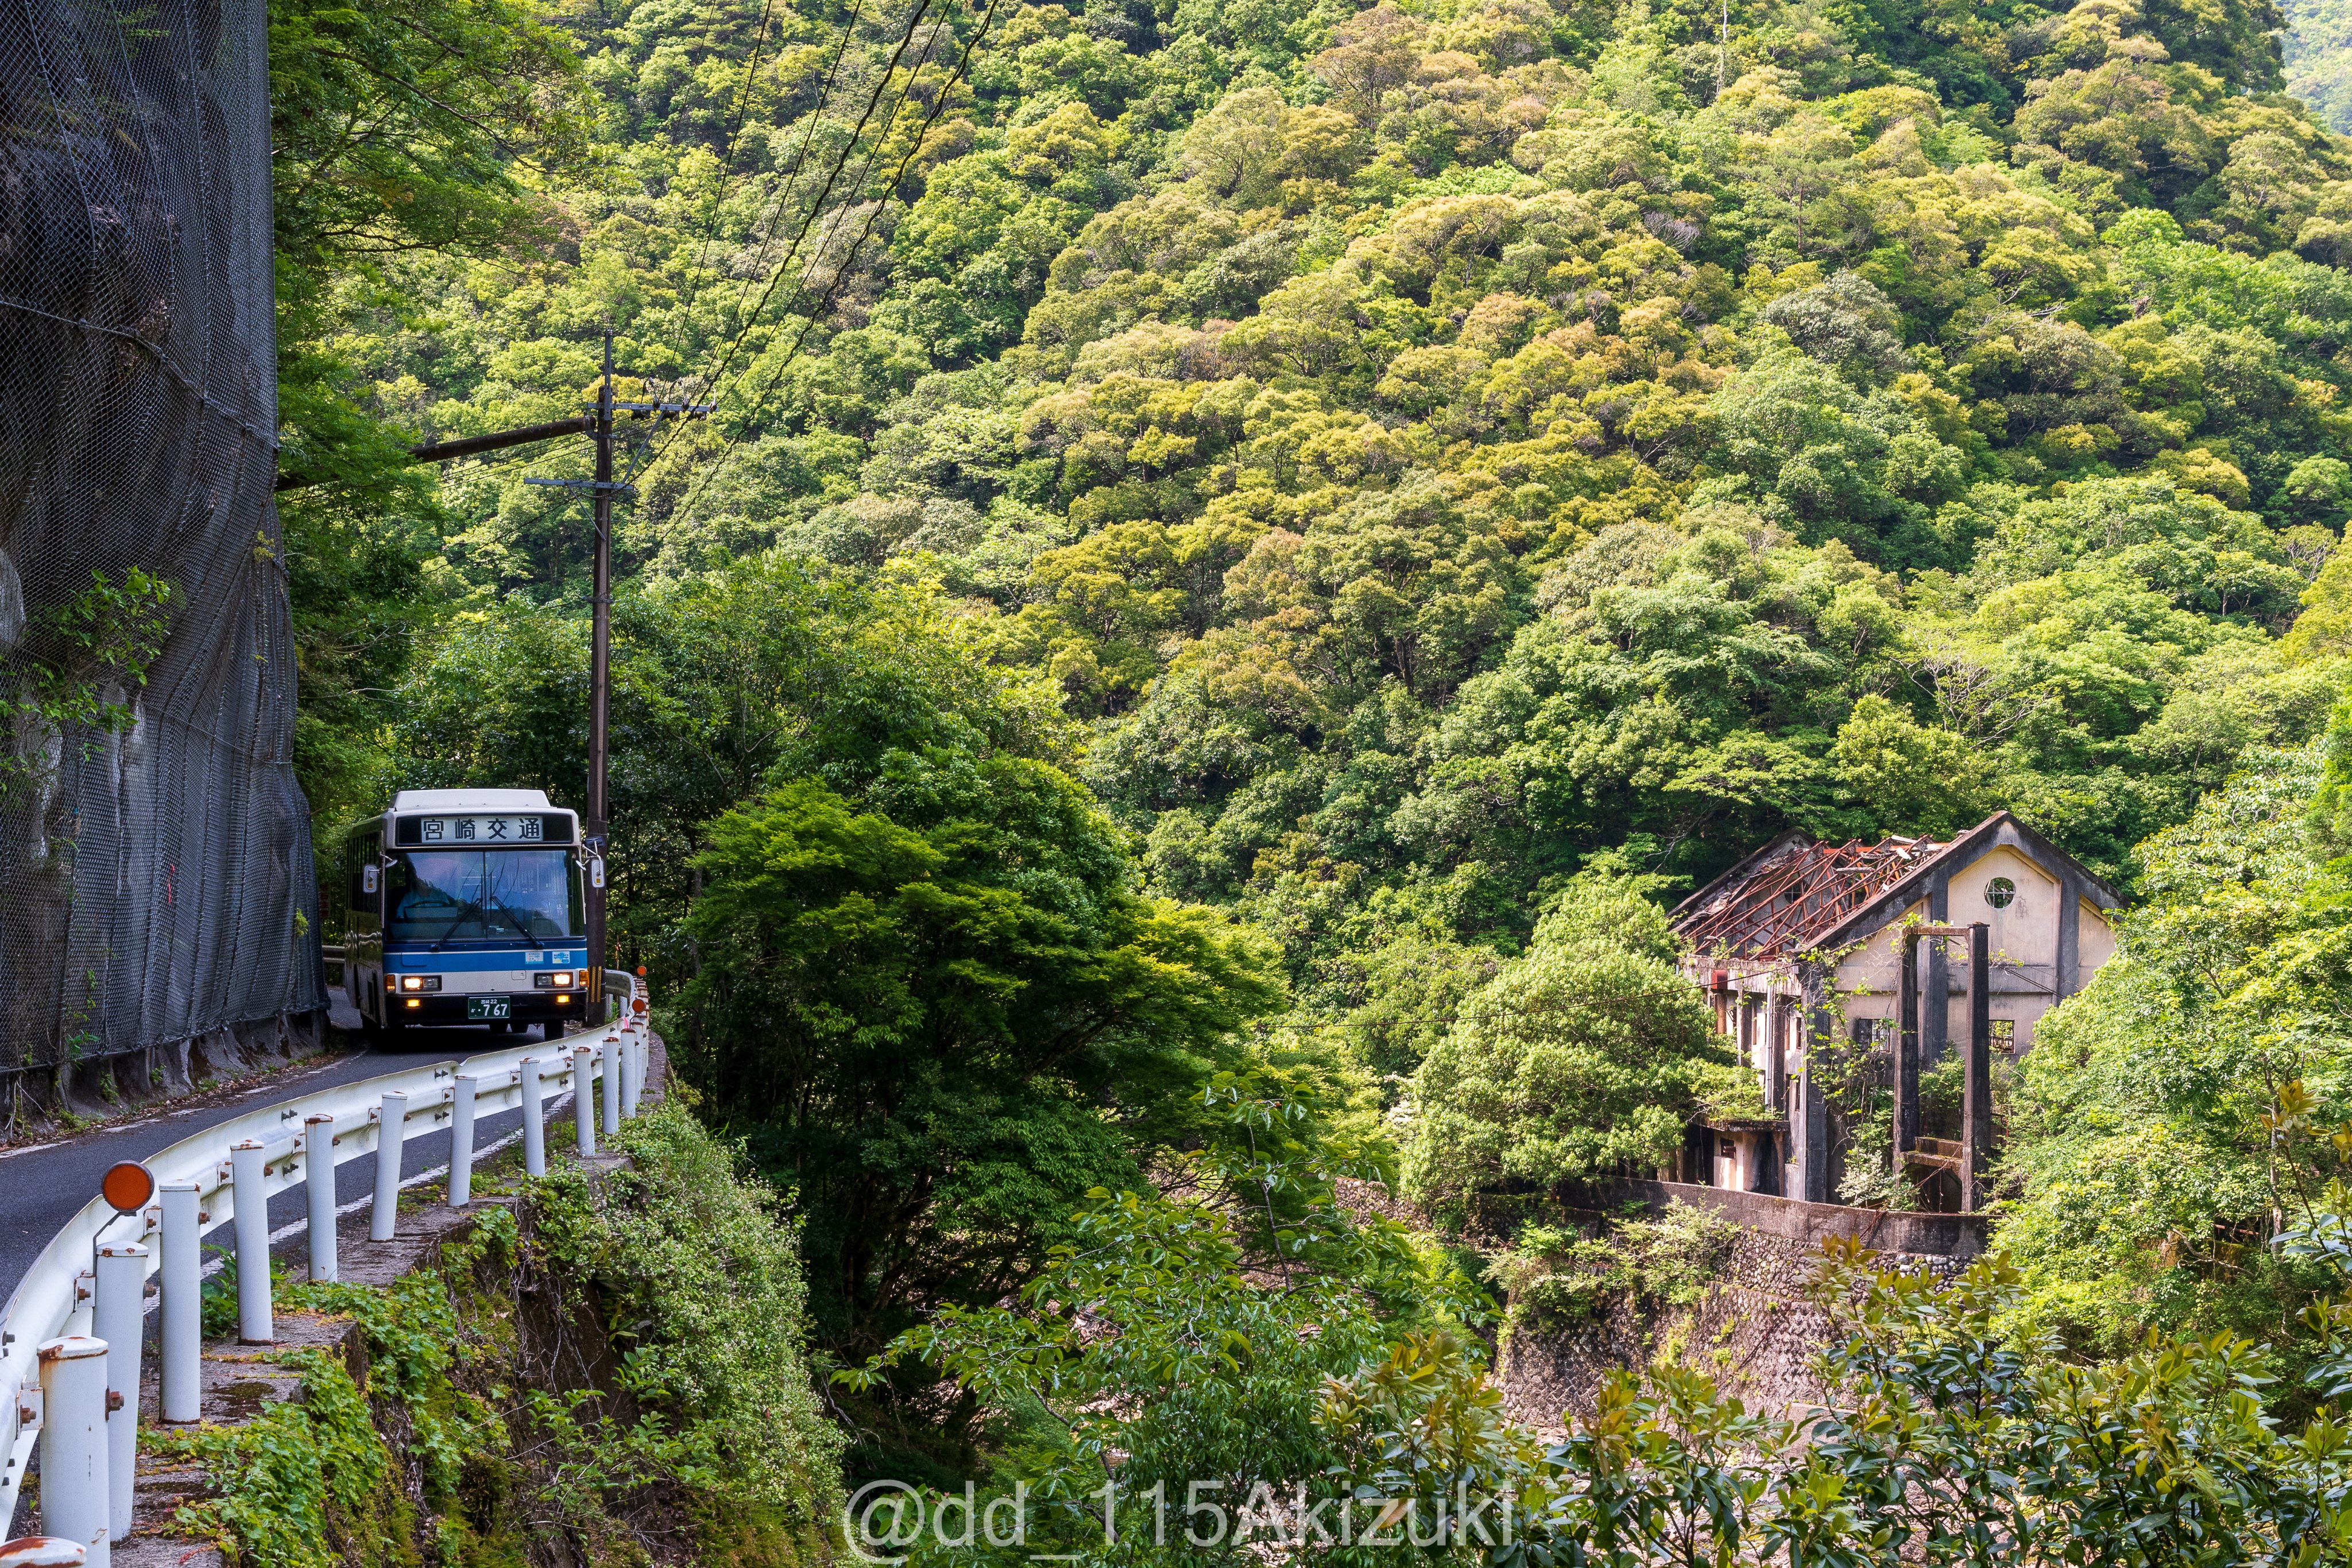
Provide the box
[0,971,650,1559]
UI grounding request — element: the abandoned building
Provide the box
[1666,812,2123,1207]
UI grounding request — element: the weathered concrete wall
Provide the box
[1590,1179,1990,1259]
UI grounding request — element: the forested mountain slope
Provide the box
[2291,0,2352,131]
[295,0,2352,941]
[269,0,2352,1468]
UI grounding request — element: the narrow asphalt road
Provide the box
[0,1005,581,1311]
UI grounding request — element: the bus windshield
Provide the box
[386,849,581,944]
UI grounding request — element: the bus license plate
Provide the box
[467,997,511,1020]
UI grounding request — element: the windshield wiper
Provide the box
[428,899,484,951]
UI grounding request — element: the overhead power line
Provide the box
[688,0,947,417]
[668,0,1008,525]
[677,0,872,328]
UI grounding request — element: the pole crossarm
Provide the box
[271,399,711,492]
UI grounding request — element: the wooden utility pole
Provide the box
[585,331,615,1009]
[277,334,711,1002]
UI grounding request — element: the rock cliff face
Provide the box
[1498,1222,1967,1435]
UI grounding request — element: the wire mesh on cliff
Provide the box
[0,0,322,1101]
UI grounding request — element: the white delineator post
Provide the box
[599,1034,622,1137]
[36,1336,110,1568]
[520,1059,547,1178]
[90,1245,146,1544]
[229,1142,272,1344]
[449,1075,479,1208]
[305,1114,339,1281]
[614,1025,634,1119]
[372,1093,407,1241]
[157,1182,200,1422]
[573,1046,595,1157]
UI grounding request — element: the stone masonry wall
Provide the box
[1498,1212,1968,1436]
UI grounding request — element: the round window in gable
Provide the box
[1985,876,2017,909]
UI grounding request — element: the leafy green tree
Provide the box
[2001,740,2352,1353]
[846,1068,1474,1552]
[1404,876,1727,1225]
[674,732,1286,1365]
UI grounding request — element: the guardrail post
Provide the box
[618,1025,640,1118]
[599,1035,622,1138]
[572,1046,595,1157]
[305,1114,338,1282]
[36,1336,109,1567]
[0,1536,90,1565]
[449,1075,479,1208]
[157,1183,200,1422]
[229,1143,272,1345]
[91,1245,145,1544]
[520,1059,547,1178]
[372,1093,407,1241]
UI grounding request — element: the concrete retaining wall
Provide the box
[1583,1179,1990,1259]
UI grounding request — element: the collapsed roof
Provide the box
[1671,833,1947,961]
[1668,812,2121,964]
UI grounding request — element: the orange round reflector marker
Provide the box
[100,1160,154,1214]
[632,997,647,1013]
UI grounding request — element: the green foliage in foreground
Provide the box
[1999,735,2352,1358]
[862,1075,2352,1567]
[680,758,1286,1360]
[150,1106,838,1567]
[531,1098,844,1534]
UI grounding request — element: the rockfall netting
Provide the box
[0,0,321,1113]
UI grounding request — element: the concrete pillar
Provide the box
[599,1036,622,1138]
[573,1046,595,1157]
[520,1059,547,1178]
[1895,931,1921,1166]
[1924,876,1950,1064]
[1765,995,1789,1113]
[1798,986,1835,1203]
[372,1093,406,1242]
[91,1246,145,1544]
[448,1076,479,1208]
[1964,923,1993,1211]
[2056,873,2082,1000]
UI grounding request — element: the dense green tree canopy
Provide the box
[273,0,2352,1503]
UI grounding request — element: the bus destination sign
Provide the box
[419,815,545,843]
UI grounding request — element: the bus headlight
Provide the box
[534,971,575,989]
[399,975,442,993]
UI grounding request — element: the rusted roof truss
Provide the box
[1676,837,1943,962]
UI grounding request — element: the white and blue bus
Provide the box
[343,788,592,1038]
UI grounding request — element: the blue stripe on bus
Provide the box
[385,950,585,970]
